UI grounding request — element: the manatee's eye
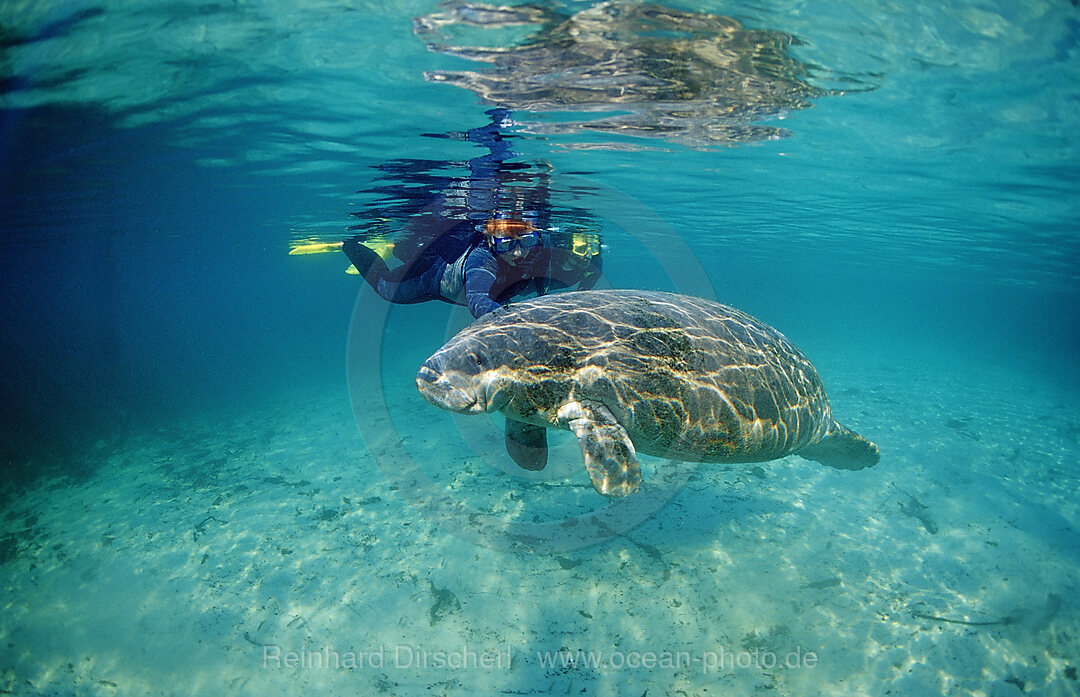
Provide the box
[466,352,484,371]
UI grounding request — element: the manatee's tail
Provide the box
[799,422,880,470]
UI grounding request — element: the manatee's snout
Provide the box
[416,360,484,414]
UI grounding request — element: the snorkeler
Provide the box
[342,213,598,318]
[297,108,601,318]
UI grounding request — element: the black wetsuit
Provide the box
[343,231,600,318]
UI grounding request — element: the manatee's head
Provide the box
[416,320,527,415]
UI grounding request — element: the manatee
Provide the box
[416,289,879,496]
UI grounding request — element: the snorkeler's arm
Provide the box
[535,247,603,293]
[463,247,503,317]
[578,250,602,290]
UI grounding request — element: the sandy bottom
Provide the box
[1,355,1078,696]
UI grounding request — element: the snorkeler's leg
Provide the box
[372,263,443,305]
[342,237,390,285]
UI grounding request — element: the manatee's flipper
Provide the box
[556,401,640,497]
[505,418,548,471]
[798,422,880,470]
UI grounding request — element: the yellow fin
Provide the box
[571,232,600,259]
[289,241,343,255]
[367,241,396,261]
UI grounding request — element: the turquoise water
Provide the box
[1,0,1078,695]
